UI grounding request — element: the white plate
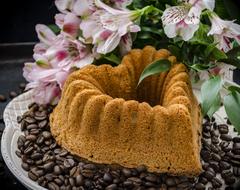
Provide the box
[1,82,239,190]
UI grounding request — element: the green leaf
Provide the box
[207,93,221,118]
[221,46,240,69]
[103,53,121,65]
[48,24,61,34]
[228,86,240,94]
[190,64,211,71]
[138,59,171,86]
[212,48,228,60]
[224,91,240,133]
[141,26,163,35]
[189,24,213,45]
[204,43,218,57]
[201,76,222,115]
[168,45,181,60]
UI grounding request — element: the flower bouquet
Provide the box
[23,0,240,131]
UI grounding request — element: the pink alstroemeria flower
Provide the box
[80,0,141,54]
[23,24,94,105]
[208,14,240,52]
[55,0,95,16]
[161,0,215,41]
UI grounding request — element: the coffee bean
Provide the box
[42,131,52,139]
[203,170,215,180]
[233,137,240,143]
[195,182,205,190]
[165,177,176,186]
[203,132,211,139]
[82,169,94,178]
[103,173,113,183]
[221,134,232,141]
[15,150,22,158]
[212,153,221,162]
[48,182,60,190]
[9,91,17,98]
[21,162,30,171]
[31,152,42,160]
[24,146,34,155]
[127,177,142,185]
[106,184,117,190]
[212,177,222,188]
[211,130,219,137]
[83,163,96,170]
[145,174,158,183]
[26,134,37,141]
[75,175,84,186]
[234,143,240,151]
[209,161,220,173]
[198,177,208,185]
[43,162,55,172]
[220,161,231,170]
[233,167,240,177]
[211,136,219,144]
[225,176,236,185]
[39,120,48,128]
[218,124,229,134]
[201,149,211,162]
[64,158,75,169]
[0,94,6,102]
[24,117,36,124]
[19,82,26,90]
[122,168,132,177]
[28,171,38,181]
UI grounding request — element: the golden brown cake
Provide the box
[50,46,202,176]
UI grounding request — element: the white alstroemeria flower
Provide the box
[80,0,141,54]
[208,14,240,52]
[162,0,215,41]
[162,5,201,41]
[55,0,95,16]
[182,0,215,11]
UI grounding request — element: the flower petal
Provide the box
[95,0,130,15]
[203,0,215,10]
[74,54,94,68]
[185,6,201,25]
[162,6,188,25]
[55,0,73,13]
[97,32,121,54]
[163,24,178,38]
[55,13,65,29]
[62,13,81,37]
[119,33,132,56]
[179,23,199,41]
[36,24,56,46]
[73,0,95,16]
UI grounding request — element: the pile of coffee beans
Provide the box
[15,103,240,190]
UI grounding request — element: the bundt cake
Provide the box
[50,46,202,176]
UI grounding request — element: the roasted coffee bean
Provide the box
[21,162,30,171]
[103,173,113,182]
[220,161,231,170]
[225,176,236,185]
[211,144,221,153]
[48,182,60,190]
[26,134,37,141]
[28,171,38,181]
[220,134,232,141]
[218,124,229,134]
[195,182,205,190]
[203,132,211,139]
[211,130,219,137]
[203,170,215,180]
[81,169,94,178]
[201,149,211,162]
[212,153,221,162]
[209,161,220,173]
[221,170,233,179]
[39,120,48,128]
[165,177,176,186]
[64,158,75,169]
[75,175,84,186]
[43,162,55,172]
[0,94,6,102]
[105,184,117,190]
[198,177,208,185]
[24,117,36,124]
[212,177,222,188]
[9,91,17,98]
[145,174,158,183]
[233,137,240,143]
[15,150,22,158]
[19,82,26,90]
[233,167,240,176]
[83,163,96,170]
[127,177,142,185]
[31,152,42,160]
[122,168,132,177]
[211,136,219,144]
[24,146,34,155]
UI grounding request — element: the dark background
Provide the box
[0,0,58,43]
[0,1,57,189]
